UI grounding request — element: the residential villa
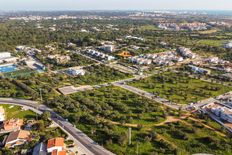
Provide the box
[100,44,115,53]
[203,103,232,123]
[177,47,196,59]
[47,54,71,64]
[129,50,184,66]
[4,130,30,148]
[225,41,232,49]
[0,52,11,59]
[86,49,115,61]
[47,138,66,155]
[3,118,23,131]
[67,68,86,76]
[0,52,18,64]
[188,65,211,74]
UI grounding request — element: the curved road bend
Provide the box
[0,98,114,155]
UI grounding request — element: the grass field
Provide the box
[197,39,227,47]
[129,72,231,104]
[0,104,37,119]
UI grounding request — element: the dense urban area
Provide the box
[0,10,232,155]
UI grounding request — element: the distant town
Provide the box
[0,10,232,155]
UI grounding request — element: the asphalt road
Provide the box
[113,83,183,110]
[0,98,114,155]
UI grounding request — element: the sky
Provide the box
[0,0,232,11]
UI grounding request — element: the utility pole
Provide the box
[128,127,131,145]
[39,88,43,102]
[136,142,139,155]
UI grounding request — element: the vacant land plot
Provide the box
[45,86,177,154]
[73,64,132,85]
[129,72,231,104]
[197,39,227,47]
[154,121,232,155]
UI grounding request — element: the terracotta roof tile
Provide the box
[47,137,64,148]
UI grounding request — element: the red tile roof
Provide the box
[47,138,64,149]
[52,149,66,155]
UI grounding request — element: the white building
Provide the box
[5,130,30,148]
[204,103,232,123]
[225,41,232,49]
[205,57,220,64]
[125,35,144,41]
[87,49,115,61]
[177,47,196,59]
[0,52,11,59]
[47,138,66,155]
[101,45,115,53]
[211,105,232,123]
[188,65,210,74]
[67,68,85,76]
[0,52,18,64]
[106,55,115,61]
[0,107,5,122]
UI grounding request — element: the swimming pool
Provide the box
[0,65,18,73]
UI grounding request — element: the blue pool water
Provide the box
[0,65,18,73]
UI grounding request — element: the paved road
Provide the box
[113,83,184,110]
[0,98,114,155]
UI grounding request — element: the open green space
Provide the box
[197,39,227,47]
[129,72,231,104]
[1,104,36,119]
[75,64,132,85]
[153,121,232,155]
[45,86,176,154]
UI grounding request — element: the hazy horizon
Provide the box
[0,0,232,11]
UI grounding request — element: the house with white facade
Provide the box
[5,130,30,148]
[0,52,18,64]
[177,47,196,59]
[67,68,85,76]
[204,103,232,123]
[225,41,232,49]
[86,49,115,61]
[47,138,66,155]
[100,45,115,53]
[188,65,211,74]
